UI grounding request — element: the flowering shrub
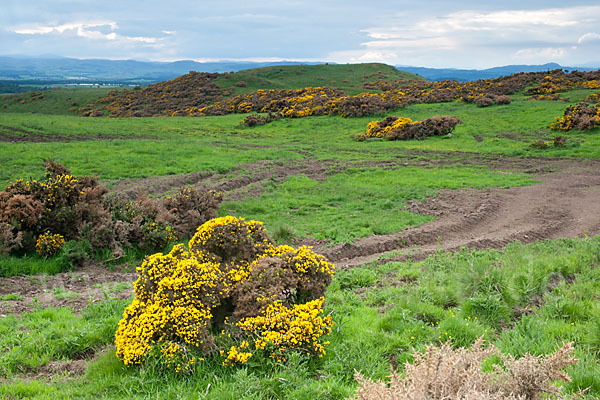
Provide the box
[551,103,600,131]
[360,115,461,141]
[240,112,282,127]
[0,161,89,247]
[585,93,600,103]
[529,94,564,101]
[364,116,413,138]
[140,222,177,252]
[0,162,221,259]
[157,187,222,239]
[115,216,335,372]
[531,136,567,149]
[236,297,332,362]
[35,231,66,257]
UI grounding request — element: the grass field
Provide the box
[1,238,599,399]
[1,66,600,399]
[2,90,599,189]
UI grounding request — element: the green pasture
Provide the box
[2,237,600,399]
[2,90,598,189]
[0,88,114,115]
[1,82,600,398]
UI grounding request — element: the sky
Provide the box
[2,1,600,69]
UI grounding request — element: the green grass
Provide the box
[0,293,24,301]
[222,167,533,244]
[0,88,114,115]
[0,297,131,378]
[2,93,599,190]
[213,63,425,95]
[0,254,67,277]
[2,236,600,399]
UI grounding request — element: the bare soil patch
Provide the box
[322,158,600,267]
[0,263,135,316]
[0,124,156,142]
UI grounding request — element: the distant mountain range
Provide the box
[397,63,598,82]
[0,56,325,83]
[0,56,597,85]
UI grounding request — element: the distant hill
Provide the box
[0,56,327,83]
[212,63,425,95]
[397,63,597,81]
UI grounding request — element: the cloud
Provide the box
[3,2,600,67]
[15,22,117,36]
[329,5,600,68]
[514,47,568,59]
[578,32,600,43]
[363,37,457,51]
[12,21,160,44]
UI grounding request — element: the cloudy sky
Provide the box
[2,0,600,68]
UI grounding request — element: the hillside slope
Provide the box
[1,63,425,116]
[213,63,425,95]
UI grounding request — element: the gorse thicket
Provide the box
[360,115,461,141]
[79,68,600,121]
[115,216,335,373]
[551,103,600,131]
[0,161,221,263]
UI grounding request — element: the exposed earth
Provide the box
[2,154,600,317]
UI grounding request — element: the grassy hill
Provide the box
[0,87,115,115]
[0,63,425,116]
[213,62,425,95]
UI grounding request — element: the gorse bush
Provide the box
[551,103,600,131]
[35,231,65,257]
[360,115,461,141]
[0,161,222,262]
[240,112,282,127]
[350,338,580,400]
[115,216,335,373]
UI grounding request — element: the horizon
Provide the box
[3,1,600,69]
[1,54,598,71]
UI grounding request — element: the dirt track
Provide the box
[322,158,600,267]
[2,155,600,315]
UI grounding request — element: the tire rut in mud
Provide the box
[323,160,600,268]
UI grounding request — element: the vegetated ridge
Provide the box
[0,63,421,116]
[76,65,600,118]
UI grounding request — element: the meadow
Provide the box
[1,65,600,399]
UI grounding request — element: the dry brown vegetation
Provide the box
[0,161,222,260]
[349,339,581,400]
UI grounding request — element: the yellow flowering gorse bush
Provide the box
[237,297,332,362]
[115,216,335,372]
[551,103,600,131]
[361,115,461,141]
[35,231,66,257]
